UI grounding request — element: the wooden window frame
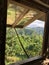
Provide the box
[14,0,49,56]
[0,0,49,65]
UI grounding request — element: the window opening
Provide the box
[5,1,45,65]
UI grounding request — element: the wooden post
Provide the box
[47,33,49,58]
[42,11,49,58]
[0,0,7,65]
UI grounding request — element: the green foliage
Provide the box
[5,28,43,65]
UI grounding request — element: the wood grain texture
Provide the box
[0,0,7,65]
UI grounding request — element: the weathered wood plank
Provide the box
[40,0,49,4]
[34,0,49,8]
[7,24,23,28]
[42,11,49,57]
[14,0,49,13]
[0,0,7,65]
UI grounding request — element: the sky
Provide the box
[26,20,45,28]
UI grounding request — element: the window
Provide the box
[5,1,46,65]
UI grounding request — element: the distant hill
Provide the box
[30,27,44,35]
[17,27,44,36]
[16,20,45,36]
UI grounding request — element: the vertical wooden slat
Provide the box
[48,33,49,58]
[0,0,7,65]
[42,11,49,58]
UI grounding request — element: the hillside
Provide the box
[17,27,44,36]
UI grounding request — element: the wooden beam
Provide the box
[0,0,7,65]
[12,9,29,28]
[7,24,23,28]
[8,0,44,12]
[48,33,49,58]
[24,12,45,27]
[8,0,30,9]
[38,14,45,21]
[34,0,49,8]
[14,0,49,13]
[42,11,49,57]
